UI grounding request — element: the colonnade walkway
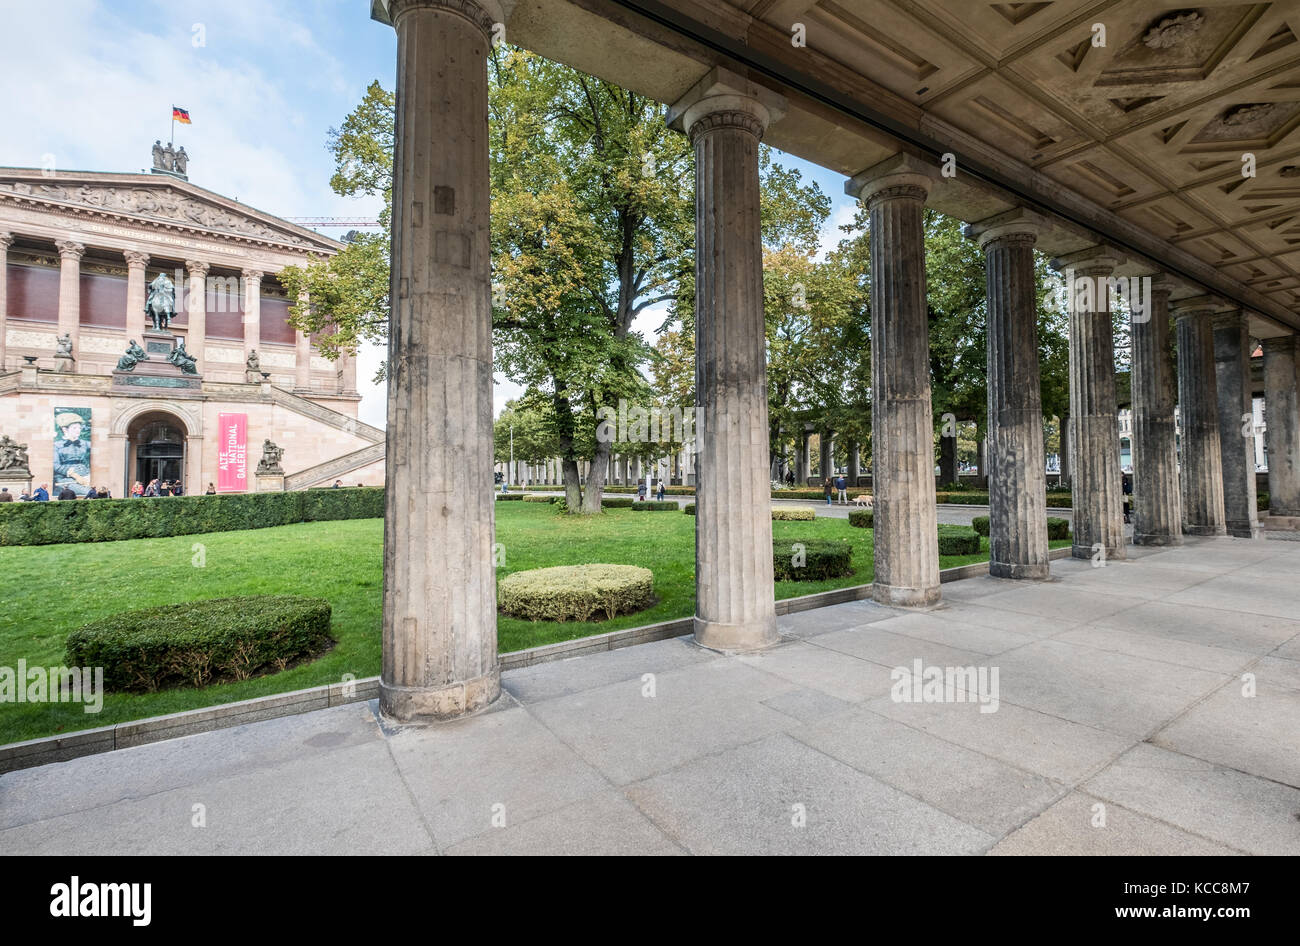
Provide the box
[3,536,1297,855]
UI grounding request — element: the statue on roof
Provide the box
[174,147,188,176]
[152,140,166,170]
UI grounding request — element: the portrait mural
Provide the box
[53,407,92,497]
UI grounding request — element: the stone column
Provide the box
[1263,336,1300,516]
[796,429,809,483]
[55,240,85,365]
[1212,309,1261,538]
[1173,302,1226,535]
[668,68,783,651]
[241,269,263,362]
[376,0,501,719]
[968,211,1049,578]
[294,330,312,390]
[0,233,11,371]
[819,432,833,481]
[1057,250,1125,562]
[1057,417,1070,487]
[1129,276,1182,545]
[339,348,358,395]
[124,251,149,342]
[847,440,860,485]
[184,260,208,371]
[847,155,941,606]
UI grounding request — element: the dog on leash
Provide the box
[851,494,874,508]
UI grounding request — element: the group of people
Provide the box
[130,479,185,497]
[823,476,849,504]
[1,483,114,501]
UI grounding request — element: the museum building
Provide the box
[0,152,386,498]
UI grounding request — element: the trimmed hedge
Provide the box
[772,489,871,501]
[848,509,874,529]
[1046,516,1071,540]
[631,500,678,511]
[935,491,1074,508]
[601,497,635,508]
[683,503,696,515]
[972,515,990,536]
[497,564,655,622]
[0,488,385,547]
[772,538,854,581]
[524,484,697,495]
[936,530,981,555]
[522,494,555,503]
[65,595,334,692]
[495,492,526,501]
[772,506,816,521]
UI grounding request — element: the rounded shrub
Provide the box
[1046,516,1071,540]
[631,500,677,511]
[972,515,990,536]
[497,564,655,622]
[683,503,697,515]
[772,538,854,581]
[936,530,981,555]
[848,509,874,529]
[65,596,334,693]
[495,492,525,501]
[772,507,815,521]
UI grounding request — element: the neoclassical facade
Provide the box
[0,163,386,496]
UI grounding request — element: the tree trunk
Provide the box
[580,436,611,514]
[939,432,958,485]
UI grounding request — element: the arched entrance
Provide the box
[126,411,187,493]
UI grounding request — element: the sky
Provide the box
[0,0,858,428]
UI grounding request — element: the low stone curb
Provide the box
[0,548,1075,774]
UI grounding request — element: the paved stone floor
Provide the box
[3,536,1298,855]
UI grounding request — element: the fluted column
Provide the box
[1213,309,1261,538]
[241,269,263,362]
[847,440,860,484]
[796,429,809,483]
[668,68,783,650]
[294,289,311,391]
[1263,335,1300,516]
[848,156,940,606]
[184,260,208,371]
[55,240,84,366]
[1057,250,1125,561]
[124,251,149,342]
[819,432,833,480]
[1173,305,1226,534]
[0,233,12,371]
[968,211,1048,578]
[1130,276,1182,545]
[376,0,500,719]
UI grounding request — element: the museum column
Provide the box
[669,68,782,650]
[185,260,208,371]
[124,251,149,342]
[1057,250,1125,562]
[1263,336,1300,516]
[968,210,1049,578]
[1212,309,1260,538]
[1172,302,1226,535]
[0,233,11,371]
[377,0,500,718]
[294,290,311,391]
[1129,276,1182,545]
[847,155,941,606]
[241,269,262,363]
[55,240,84,368]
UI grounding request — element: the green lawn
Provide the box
[0,503,1067,744]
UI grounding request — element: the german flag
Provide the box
[172,106,191,124]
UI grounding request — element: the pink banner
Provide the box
[217,413,248,492]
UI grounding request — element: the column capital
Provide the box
[54,240,85,261]
[185,259,210,278]
[0,232,14,251]
[373,0,505,34]
[1169,293,1226,319]
[666,66,785,142]
[1050,246,1123,275]
[1210,307,1246,331]
[123,250,149,268]
[1148,274,1178,296]
[846,153,937,206]
[964,208,1049,250]
[1261,334,1298,355]
[242,268,264,283]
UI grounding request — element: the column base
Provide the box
[379,669,501,722]
[693,615,779,654]
[872,581,941,609]
[1183,524,1227,537]
[1225,522,1262,539]
[1133,532,1183,547]
[989,560,1050,580]
[1071,543,1127,561]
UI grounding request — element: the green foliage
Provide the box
[1046,517,1071,540]
[65,596,334,693]
[772,538,854,581]
[630,500,677,511]
[683,503,696,515]
[497,564,655,622]
[772,507,816,521]
[848,509,874,529]
[522,494,555,503]
[495,493,526,501]
[0,489,385,547]
[936,531,981,555]
[601,497,635,508]
[972,515,990,536]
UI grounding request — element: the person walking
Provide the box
[1122,472,1133,524]
[0,488,12,502]
[835,474,847,504]
[824,478,833,505]
[33,483,49,502]
[656,481,666,502]
[637,480,647,502]
[58,485,77,500]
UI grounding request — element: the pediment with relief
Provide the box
[0,176,333,251]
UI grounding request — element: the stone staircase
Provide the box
[269,386,384,443]
[270,386,386,490]
[285,441,387,491]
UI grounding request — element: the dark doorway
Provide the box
[127,413,186,493]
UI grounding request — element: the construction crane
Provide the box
[285,217,382,227]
